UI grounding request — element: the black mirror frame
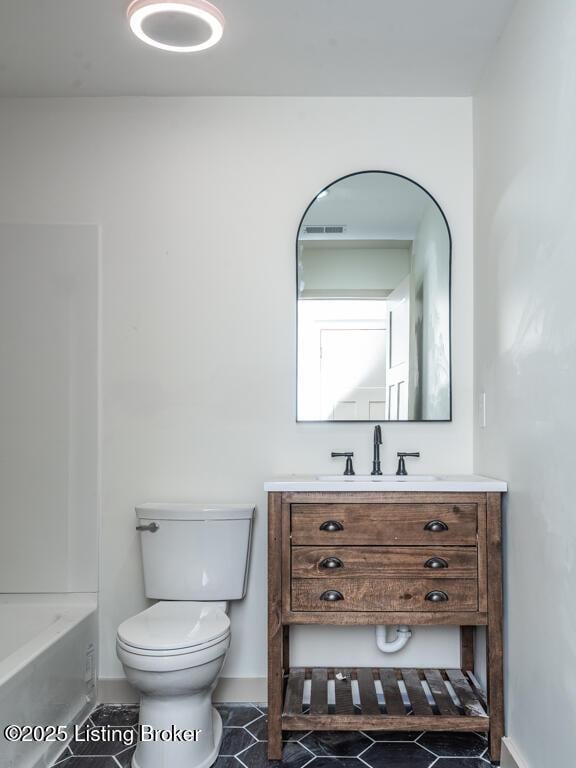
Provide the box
[295,169,453,423]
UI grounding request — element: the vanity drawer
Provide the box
[291,546,477,579]
[291,504,477,546]
[291,577,478,612]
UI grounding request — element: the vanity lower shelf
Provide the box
[282,666,489,732]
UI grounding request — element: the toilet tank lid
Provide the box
[136,503,255,521]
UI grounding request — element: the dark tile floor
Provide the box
[51,704,495,767]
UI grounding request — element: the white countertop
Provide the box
[264,474,507,492]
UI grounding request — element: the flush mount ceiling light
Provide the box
[127,0,225,53]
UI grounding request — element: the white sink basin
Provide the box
[316,474,438,482]
[265,475,507,492]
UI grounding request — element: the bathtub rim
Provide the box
[0,592,97,688]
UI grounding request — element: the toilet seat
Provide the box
[117,633,230,673]
[116,632,229,657]
[117,601,230,654]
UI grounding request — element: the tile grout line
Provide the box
[416,742,442,758]
[229,739,258,759]
[235,753,251,768]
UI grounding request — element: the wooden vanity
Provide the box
[267,480,505,762]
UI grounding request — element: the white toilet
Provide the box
[116,502,254,768]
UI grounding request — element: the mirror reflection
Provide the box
[297,171,451,422]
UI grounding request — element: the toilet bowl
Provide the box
[117,601,231,768]
[117,503,254,768]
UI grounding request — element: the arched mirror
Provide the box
[296,171,451,422]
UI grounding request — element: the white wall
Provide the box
[0,224,99,593]
[412,203,451,419]
[475,2,576,765]
[300,245,411,296]
[0,97,474,681]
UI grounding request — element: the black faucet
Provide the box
[371,425,383,475]
[331,452,355,475]
[396,452,421,475]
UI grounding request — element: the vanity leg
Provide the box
[268,493,284,760]
[487,493,504,763]
[460,626,475,671]
[267,623,284,759]
[283,625,290,671]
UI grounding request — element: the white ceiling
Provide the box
[301,172,433,241]
[0,0,516,97]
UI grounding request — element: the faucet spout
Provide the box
[371,425,383,475]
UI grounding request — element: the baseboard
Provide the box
[97,676,267,705]
[213,677,267,703]
[97,678,139,705]
[501,737,529,768]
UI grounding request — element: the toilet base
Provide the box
[132,706,223,768]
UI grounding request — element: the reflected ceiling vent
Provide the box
[304,225,347,235]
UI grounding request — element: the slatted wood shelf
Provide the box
[282,667,489,732]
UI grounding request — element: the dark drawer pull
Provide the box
[320,590,344,602]
[319,520,344,532]
[424,519,449,532]
[425,590,449,603]
[424,557,448,569]
[320,557,344,570]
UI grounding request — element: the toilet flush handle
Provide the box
[136,522,159,533]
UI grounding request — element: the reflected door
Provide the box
[320,328,387,420]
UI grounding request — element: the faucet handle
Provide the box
[331,452,355,476]
[396,452,420,476]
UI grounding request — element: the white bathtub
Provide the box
[0,594,97,768]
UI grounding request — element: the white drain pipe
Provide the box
[376,625,412,653]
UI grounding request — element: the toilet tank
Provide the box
[135,503,255,600]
